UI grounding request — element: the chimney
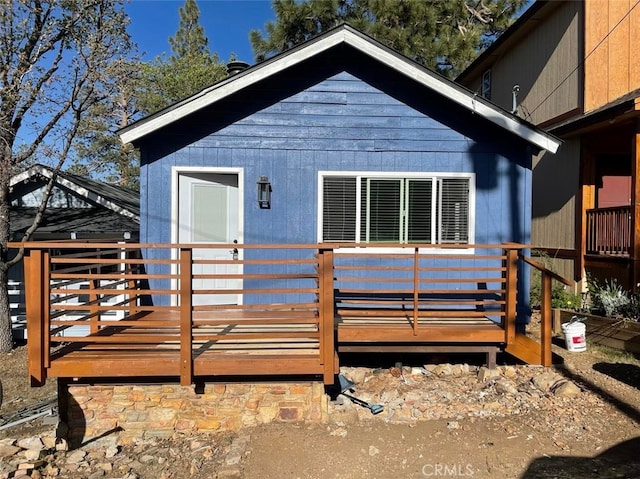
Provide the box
[226,60,250,76]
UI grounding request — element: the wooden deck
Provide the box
[12,242,569,386]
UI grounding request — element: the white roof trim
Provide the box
[119,28,560,154]
[11,165,139,222]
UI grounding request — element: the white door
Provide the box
[178,172,240,305]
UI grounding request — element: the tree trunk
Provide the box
[0,138,14,352]
[0,265,12,352]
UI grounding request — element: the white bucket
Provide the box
[561,321,587,352]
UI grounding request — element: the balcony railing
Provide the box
[586,206,632,255]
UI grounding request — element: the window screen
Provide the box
[322,174,471,245]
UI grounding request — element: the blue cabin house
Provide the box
[15,25,565,393]
[118,25,561,362]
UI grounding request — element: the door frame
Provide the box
[170,166,245,306]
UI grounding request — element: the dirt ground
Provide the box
[2,322,640,479]
[241,336,640,479]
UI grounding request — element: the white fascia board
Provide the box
[11,165,139,222]
[120,32,347,145]
[120,28,560,154]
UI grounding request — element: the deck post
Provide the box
[540,271,552,367]
[413,247,419,336]
[179,247,193,386]
[89,276,100,334]
[318,247,336,384]
[504,247,518,346]
[43,251,51,369]
[126,247,137,316]
[25,249,46,386]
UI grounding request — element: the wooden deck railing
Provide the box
[21,243,335,386]
[14,242,563,386]
[586,206,632,255]
[333,246,511,331]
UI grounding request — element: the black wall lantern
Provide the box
[257,176,271,208]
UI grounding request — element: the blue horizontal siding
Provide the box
[140,70,532,317]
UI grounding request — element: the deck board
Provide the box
[337,315,506,343]
[45,309,507,380]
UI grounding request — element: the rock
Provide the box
[139,454,155,464]
[104,446,119,459]
[329,427,347,437]
[42,465,60,477]
[41,436,56,449]
[447,421,460,430]
[433,364,453,376]
[88,471,105,479]
[502,366,517,378]
[410,367,428,376]
[380,389,400,403]
[368,445,380,456]
[477,367,500,383]
[495,380,519,395]
[55,438,69,452]
[0,444,21,458]
[65,449,87,465]
[17,437,44,451]
[23,448,43,461]
[226,451,242,466]
[531,372,560,392]
[343,368,368,384]
[217,466,242,479]
[17,459,45,470]
[553,381,581,398]
[97,462,113,472]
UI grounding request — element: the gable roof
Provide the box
[119,24,560,154]
[10,164,139,240]
[11,164,139,220]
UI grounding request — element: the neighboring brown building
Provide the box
[458,0,640,292]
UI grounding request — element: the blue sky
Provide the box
[125,0,276,65]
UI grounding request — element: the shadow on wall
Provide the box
[521,436,640,478]
[532,144,579,220]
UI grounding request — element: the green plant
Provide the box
[619,292,640,321]
[588,277,630,317]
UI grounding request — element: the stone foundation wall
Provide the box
[61,381,328,445]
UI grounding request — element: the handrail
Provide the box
[519,253,574,366]
[520,255,573,286]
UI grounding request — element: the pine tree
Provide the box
[251,0,527,78]
[71,57,141,189]
[137,0,229,115]
[169,0,210,58]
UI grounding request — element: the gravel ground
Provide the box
[1,318,640,478]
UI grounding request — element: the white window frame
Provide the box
[317,171,475,254]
